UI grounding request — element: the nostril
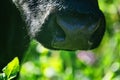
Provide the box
[54,30,65,42]
[53,17,66,42]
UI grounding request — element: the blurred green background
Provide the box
[19,0,120,80]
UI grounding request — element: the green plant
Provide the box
[0,57,20,80]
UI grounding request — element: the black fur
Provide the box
[0,0,30,71]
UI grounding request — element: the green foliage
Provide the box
[0,57,20,80]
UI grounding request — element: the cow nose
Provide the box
[52,13,96,50]
[35,11,105,50]
[29,0,106,50]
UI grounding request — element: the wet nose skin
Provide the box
[36,8,105,50]
[35,0,105,50]
[35,10,105,50]
[52,12,103,50]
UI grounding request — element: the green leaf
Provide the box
[0,73,6,80]
[2,57,20,80]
